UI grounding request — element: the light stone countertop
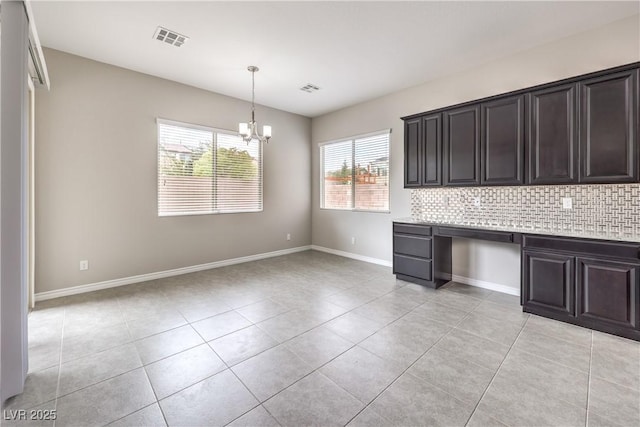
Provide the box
[393,217,640,243]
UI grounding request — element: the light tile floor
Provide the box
[3,250,640,426]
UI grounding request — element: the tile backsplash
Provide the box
[410,184,640,241]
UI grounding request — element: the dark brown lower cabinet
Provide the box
[523,250,575,316]
[577,257,639,331]
[522,235,640,340]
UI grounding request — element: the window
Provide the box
[157,119,262,216]
[320,130,390,211]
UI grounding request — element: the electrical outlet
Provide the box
[351,237,356,245]
[286,233,291,241]
[443,196,449,207]
[473,197,481,207]
[562,197,573,209]
[79,260,89,271]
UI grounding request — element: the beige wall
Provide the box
[311,15,640,291]
[35,49,311,293]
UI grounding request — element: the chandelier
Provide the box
[238,66,271,144]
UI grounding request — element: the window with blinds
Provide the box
[320,130,390,211]
[157,119,262,216]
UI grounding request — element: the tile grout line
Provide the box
[585,331,594,427]
[462,314,531,427]
[51,306,67,427]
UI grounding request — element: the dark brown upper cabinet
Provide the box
[579,69,639,183]
[421,114,442,186]
[528,84,578,184]
[443,105,480,186]
[481,95,525,185]
[404,117,421,187]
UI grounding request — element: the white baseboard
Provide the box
[35,245,312,302]
[451,274,520,296]
[310,245,392,268]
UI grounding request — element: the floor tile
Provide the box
[284,327,353,369]
[126,312,187,341]
[322,288,379,310]
[359,318,451,368]
[350,299,411,324]
[587,411,625,427]
[431,289,484,312]
[588,377,640,427]
[465,409,508,427]
[456,312,523,346]
[370,372,474,426]
[108,403,167,427]
[27,342,61,373]
[524,315,592,347]
[1,366,58,411]
[591,332,640,390]
[320,346,404,403]
[55,368,156,427]
[58,343,142,396]
[433,328,509,371]
[477,370,586,427]
[191,311,252,342]
[472,299,529,326]
[226,405,280,427]
[232,345,313,401]
[513,328,591,372]
[209,325,278,366]
[145,344,226,399]
[408,346,495,405]
[263,372,364,427]
[322,312,387,343]
[134,325,203,365]
[256,310,324,343]
[61,322,132,363]
[235,299,291,323]
[410,300,469,326]
[159,369,258,426]
[346,406,392,427]
[174,298,233,323]
[499,349,589,408]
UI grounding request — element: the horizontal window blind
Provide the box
[158,120,262,216]
[321,130,390,212]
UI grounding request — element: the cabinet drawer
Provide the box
[393,223,432,236]
[393,255,432,281]
[394,234,432,258]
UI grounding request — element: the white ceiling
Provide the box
[31,1,639,118]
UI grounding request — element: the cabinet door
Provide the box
[528,84,578,184]
[443,105,480,186]
[404,118,422,187]
[481,95,525,185]
[421,114,442,186]
[577,257,640,330]
[523,250,575,316]
[580,69,639,183]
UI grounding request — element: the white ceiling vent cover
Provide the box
[153,26,188,47]
[300,84,320,93]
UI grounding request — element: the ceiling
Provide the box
[31,1,639,118]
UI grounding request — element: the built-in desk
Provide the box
[392,220,640,341]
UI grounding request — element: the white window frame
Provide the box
[319,129,391,213]
[157,118,263,217]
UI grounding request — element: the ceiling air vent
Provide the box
[300,84,320,93]
[153,26,188,47]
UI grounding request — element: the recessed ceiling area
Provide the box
[31,1,639,117]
